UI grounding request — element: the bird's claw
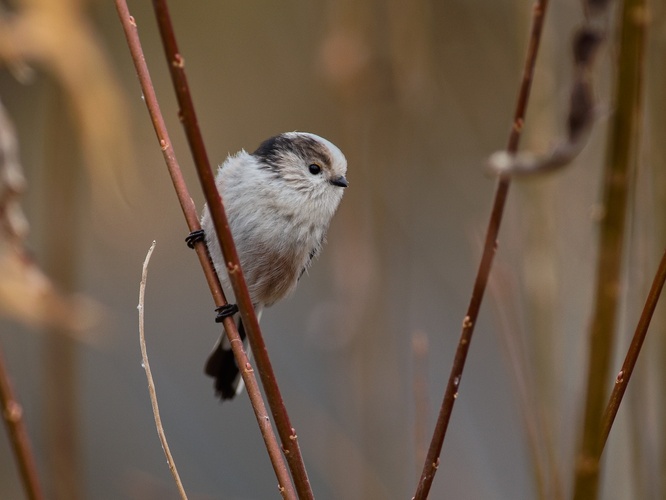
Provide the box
[215,303,239,323]
[185,229,205,249]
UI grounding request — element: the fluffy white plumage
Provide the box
[200,132,348,399]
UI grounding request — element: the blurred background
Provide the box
[0,0,665,498]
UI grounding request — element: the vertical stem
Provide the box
[572,0,647,497]
[42,85,83,500]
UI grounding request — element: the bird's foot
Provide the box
[185,229,205,249]
[215,303,239,323]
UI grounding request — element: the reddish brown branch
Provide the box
[113,2,296,498]
[600,249,666,449]
[412,1,549,498]
[148,1,313,498]
[0,344,44,500]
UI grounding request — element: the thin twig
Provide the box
[113,3,296,498]
[0,344,44,500]
[601,248,666,448]
[138,241,188,500]
[149,1,313,498]
[412,1,549,498]
[572,0,646,497]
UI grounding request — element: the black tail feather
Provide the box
[204,317,247,400]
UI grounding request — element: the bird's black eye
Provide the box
[308,163,322,175]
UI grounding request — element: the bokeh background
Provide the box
[1,0,665,499]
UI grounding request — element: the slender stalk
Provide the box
[138,241,188,500]
[0,343,44,500]
[601,248,666,447]
[412,1,549,498]
[113,3,296,498]
[572,0,646,497]
[149,2,313,498]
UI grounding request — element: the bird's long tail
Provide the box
[204,307,261,400]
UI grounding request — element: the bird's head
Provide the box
[252,132,348,206]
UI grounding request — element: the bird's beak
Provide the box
[330,175,348,188]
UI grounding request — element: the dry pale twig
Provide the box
[413,1,550,498]
[138,241,188,500]
[113,2,296,497]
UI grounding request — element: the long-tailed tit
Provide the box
[198,132,348,399]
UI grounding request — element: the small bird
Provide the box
[199,132,348,399]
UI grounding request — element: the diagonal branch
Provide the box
[412,1,549,497]
[113,2,296,498]
[601,248,666,448]
[0,343,44,500]
[148,1,313,498]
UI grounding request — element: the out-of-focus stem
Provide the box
[42,88,82,500]
[572,0,647,498]
[0,344,44,500]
